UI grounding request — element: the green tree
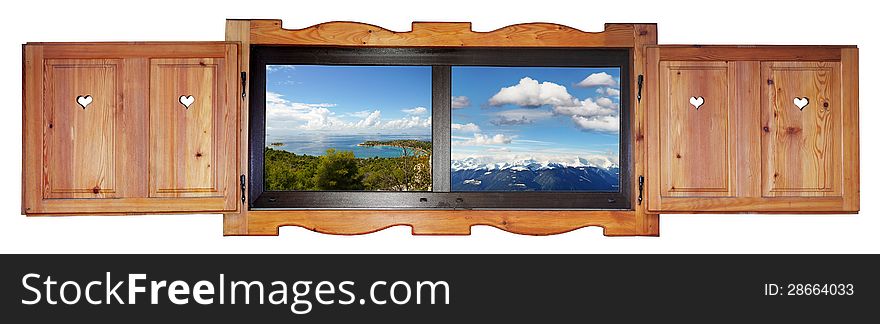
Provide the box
[313,149,364,190]
[264,147,319,190]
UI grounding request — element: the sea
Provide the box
[266,134,431,158]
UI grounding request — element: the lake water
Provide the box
[267,134,431,158]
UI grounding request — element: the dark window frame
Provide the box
[249,45,632,210]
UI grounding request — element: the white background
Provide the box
[1,0,876,253]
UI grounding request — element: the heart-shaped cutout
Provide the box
[793,97,809,110]
[76,95,93,109]
[689,96,704,110]
[179,95,195,109]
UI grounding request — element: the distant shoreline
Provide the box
[266,139,431,158]
[357,142,429,156]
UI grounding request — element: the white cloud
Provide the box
[401,107,428,115]
[491,109,553,125]
[488,77,576,107]
[484,77,620,133]
[298,108,347,130]
[596,87,621,97]
[452,123,481,133]
[348,110,374,118]
[457,133,514,146]
[450,152,619,169]
[552,98,617,118]
[576,72,618,87]
[452,96,471,109]
[355,110,381,128]
[266,91,342,130]
[381,115,432,130]
[571,115,619,133]
[595,97,617,109]
[266,91,285,104]
[548,95,619,133]
[265,91,430,133]
[266,65,297,72]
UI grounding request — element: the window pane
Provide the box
[264,65,432,191]
[451,67,620,192]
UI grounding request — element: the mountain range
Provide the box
[450,157,620,191]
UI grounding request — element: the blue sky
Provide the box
[265,65,432,136]
[451,67,621,166]
[264,65,620,165]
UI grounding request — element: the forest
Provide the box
[264,140,432,191]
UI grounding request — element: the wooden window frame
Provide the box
[224,20,658,236]
[248,46,632,210]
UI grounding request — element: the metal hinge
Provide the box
[240,174,247,204]
[240,72,247,99]
[637,175,644,205]
[637,74,644,103]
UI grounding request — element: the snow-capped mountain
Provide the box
[451,156,620,192]
[451,156,619,171]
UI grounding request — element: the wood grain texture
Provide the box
[841,48,859,211]
[651,196,848,213]
[658,46,845,61]
[761,61,841,197]
[23,43,240,215]
[647,46,858,213]
[246,20,637,47]
[36,197,241,214]
[150,58,221,197]
[21,45,27,214]
[43,59,121,199]
[222,20,250,235]
[245,210,650,236]
[733,61,762,199]
[38,43,231,58]
[222,20,659,236]
[645,47,661,212]
[631,24,660,235]
[121,58,150,199]
[23,45,44,214]
[659,61,734,197]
